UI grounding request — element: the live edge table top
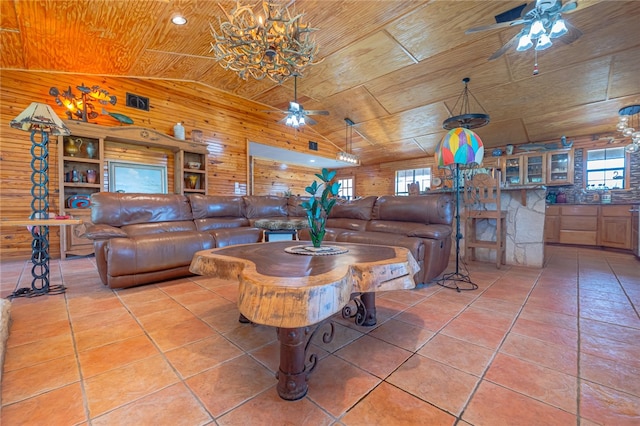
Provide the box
[189,241,419,329]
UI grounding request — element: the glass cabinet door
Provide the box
[523,153,546,184]
[504,156,522,185]
[547,150,574,184]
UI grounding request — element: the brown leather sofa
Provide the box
[85,192,453,289]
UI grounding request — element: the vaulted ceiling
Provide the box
[2,0,639,165]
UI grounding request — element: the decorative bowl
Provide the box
[187,162,201,170]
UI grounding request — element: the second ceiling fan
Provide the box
[466,0,583,60]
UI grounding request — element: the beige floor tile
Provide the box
[335,334,412,378]
[417,333,494,376]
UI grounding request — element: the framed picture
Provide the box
[108,161,167,194]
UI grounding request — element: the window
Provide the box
[337,177,354,200]
[395,168,431,195]
[586,147,626,190]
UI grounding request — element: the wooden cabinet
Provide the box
[523,153,546,185]
[599,205,633,249]
[547,149,573,185]
[545,204,634,250]
[58,134,105,259]
[544,205,560,243]
[501,149,573,186]
[503,156,522,185]
[176,150,208,194]
[558,205,598,245]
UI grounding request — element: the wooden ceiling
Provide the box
[2,0,640,165]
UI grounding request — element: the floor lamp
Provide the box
[434,127,484,291]
[9,102,70,297]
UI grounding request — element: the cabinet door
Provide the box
[503,156,522,185]
[524,153,546,184]
[544,205,560,243]
[547,150,573,185]
[62,210,94,258]
[599,205,632,249]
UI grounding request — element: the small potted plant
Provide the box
[301,168,341,248]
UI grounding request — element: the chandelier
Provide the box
[210,0,321,84]
[617,105,640,154]
[443,78,490,130]
[337,118,360,165]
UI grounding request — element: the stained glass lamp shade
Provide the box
[435,127,484,168]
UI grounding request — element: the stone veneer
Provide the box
[460,189,546,268]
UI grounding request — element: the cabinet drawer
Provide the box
[600,205,632,217]
[559,230,597,245]
[546,205,561,215]
[560,216,597,231]
[561,205,598,216]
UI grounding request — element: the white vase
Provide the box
[173,122,185,140]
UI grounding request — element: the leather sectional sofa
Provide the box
[85,192,453,289]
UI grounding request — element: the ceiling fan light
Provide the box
[299,116,305,125]
[550,19,568,38]
[535,34,553,50]
[623,127,635,137]
[529,20,545,38]
[516,34,533,51]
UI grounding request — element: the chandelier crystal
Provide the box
[617,105,640,154]
[210,0,321,84]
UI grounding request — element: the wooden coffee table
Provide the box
[190,241,418,400]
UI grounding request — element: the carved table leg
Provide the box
[360,292,377,326]
[276,327,308,400]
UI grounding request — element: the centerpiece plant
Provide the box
[301,168,341,248]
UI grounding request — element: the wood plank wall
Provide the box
[0,70,338,259]
[252,158,318,196]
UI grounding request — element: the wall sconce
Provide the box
[49,83,117,121]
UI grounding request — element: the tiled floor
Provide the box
[1,245,639,425]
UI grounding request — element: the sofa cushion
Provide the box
[336,231,425,265]
[106,231,214,276]
[91,193,193,226]
[330,196,377,220]
[367,221,452,239]
[326,217,369,232]
[194,217,250,231]
[121,220,197,237]
[244,196,288,218]
[189,194,245,219]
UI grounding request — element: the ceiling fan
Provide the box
[466,0,583,60]
[266,74,329,128]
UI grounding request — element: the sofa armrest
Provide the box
[83,224,128,240]
[407,224,452,240]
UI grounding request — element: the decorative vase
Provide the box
[186,175,198,189]
[72,169,80,182]
[65,138,83,157]
[86,142,96,159]
[173,122,185,140]
[86,169,97,184]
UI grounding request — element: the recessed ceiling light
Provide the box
[172,15,187,25]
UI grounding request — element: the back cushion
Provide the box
[189,194,245,219]
[244,196,288,219]
[91,192,193,226]
[329,196,377,220]
[287,196,310,217]
[373,194,453,225]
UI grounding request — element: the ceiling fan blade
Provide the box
[304,116,317,126]
[558,21,583,44]
[304,110,330,116]
[465,19,526,34]
[488,31,522,60]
